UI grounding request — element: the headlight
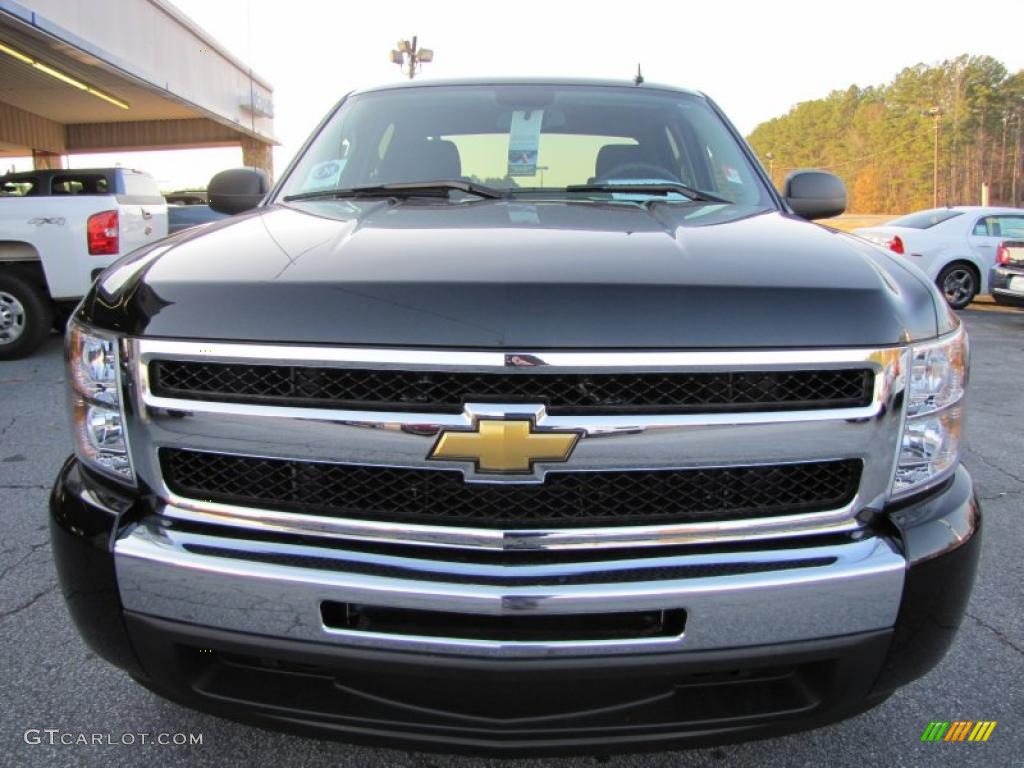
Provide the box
[67,322,135,483]
[892,326,967,498]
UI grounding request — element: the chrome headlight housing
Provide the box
[891,325,968,498]
[67,321,135,484]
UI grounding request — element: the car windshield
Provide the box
[276,84,773,206]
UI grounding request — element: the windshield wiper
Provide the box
[283,180,505,202]
[563,182,729,204]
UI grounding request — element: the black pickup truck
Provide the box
[51,79,979,755]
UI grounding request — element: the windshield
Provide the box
[275,84,773,206]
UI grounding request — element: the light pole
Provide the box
[924,107,942,208]
[765,152,775,182]
[1012,112,1021,208]
[390,37,434,80]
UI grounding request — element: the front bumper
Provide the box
[51,458,981,755]
[112,520,905,659]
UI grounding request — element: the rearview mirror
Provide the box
[784,170,846,220]
[208,168,270,215]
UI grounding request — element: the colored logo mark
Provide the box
[921,721,997,742]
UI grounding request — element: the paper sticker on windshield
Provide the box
[508,204,540,224]
[508,110,543,177]
[722,165,743,185]
[304,159,346,190]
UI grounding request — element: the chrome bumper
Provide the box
[115,340,910,658]
[115,522,905,658]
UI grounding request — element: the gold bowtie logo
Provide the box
[429,419,580,474]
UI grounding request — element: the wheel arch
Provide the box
[0,241,50,290]
[0,239,41,261]
[939,258,982,288]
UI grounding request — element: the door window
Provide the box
[51,174,109,195]
[973,215,1024,237]
[0,179,37,196]
[994,216,1024,238]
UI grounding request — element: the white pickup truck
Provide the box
[0,168,168,358]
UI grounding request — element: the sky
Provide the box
[17,0,1024,190]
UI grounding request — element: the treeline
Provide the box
[747,55,1023,213]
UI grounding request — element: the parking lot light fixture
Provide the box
[391,36,433,79]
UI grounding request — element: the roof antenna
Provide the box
[634,63,644,85]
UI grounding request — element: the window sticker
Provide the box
[722,165,743,185]
[609,190,689,202]
[508,204,540,224]
[304,159,346,190]
[507,110,543,177]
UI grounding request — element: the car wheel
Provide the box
[937,264,977,310]
[0,273,53,360]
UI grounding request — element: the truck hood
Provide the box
[83,199,948,348]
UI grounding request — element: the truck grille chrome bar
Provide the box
[125,339,907,550]
[149,359,874,414]
[161,448,862,529]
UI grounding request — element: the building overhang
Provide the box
[0,0,276,158]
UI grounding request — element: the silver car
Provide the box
[856,206,1024,309]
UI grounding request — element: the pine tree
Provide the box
[748,55,1024,213]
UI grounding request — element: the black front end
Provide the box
[51,457,980,756]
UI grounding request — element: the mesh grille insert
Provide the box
[161,449,862,529]
[149,360,874,414]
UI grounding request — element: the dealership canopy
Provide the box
[0,0,275,174]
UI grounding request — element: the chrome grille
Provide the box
[118,339,910,659]
[161,448,862,529]
[128,340,907,550]
[149,360,873,414]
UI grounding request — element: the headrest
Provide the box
[378,139,462,184]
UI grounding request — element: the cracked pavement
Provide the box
[1,308,1022,768]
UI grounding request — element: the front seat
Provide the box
[377,138,462,184]
[592,144,677,182]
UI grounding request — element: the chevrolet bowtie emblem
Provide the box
[429,419,580,474]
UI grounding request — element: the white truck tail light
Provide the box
[87,210,119,255]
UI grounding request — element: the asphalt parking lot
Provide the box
[1,305,1022,768]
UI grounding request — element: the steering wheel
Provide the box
[598,162,679,183]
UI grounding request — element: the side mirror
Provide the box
[784,170,846,220]
[208,168,270,215]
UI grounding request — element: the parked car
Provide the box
[51,79,977,755]
[0,168,168,357]
[167,203,227,234]
[165,188,228,234]
[165,189,209,205]
[855,206,1024,309]
[991,240,1024,308]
